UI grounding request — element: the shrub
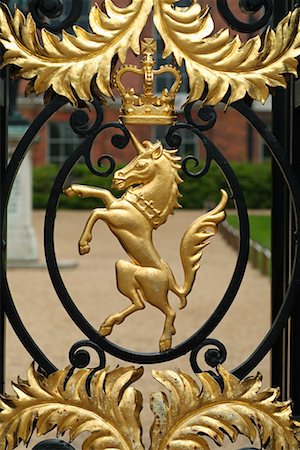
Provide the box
[33,161,272,210]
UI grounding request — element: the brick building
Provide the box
[14,0,271,166]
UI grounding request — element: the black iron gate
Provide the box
[0,0,300,448]
[272,0,300,416]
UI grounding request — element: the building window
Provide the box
[155,36,189,96]
[153,126,198,158]
[154,0,192,95]
[48,123,83,165]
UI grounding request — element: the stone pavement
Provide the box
[6,210,271,448]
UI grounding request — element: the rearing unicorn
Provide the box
[65,132,228,352]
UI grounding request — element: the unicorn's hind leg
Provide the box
[135,268,176,352]
[158,302,176,352]
[99,260,145,336]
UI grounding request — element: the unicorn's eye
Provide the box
[135,160,148,169]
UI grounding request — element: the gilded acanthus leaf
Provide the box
[154,1,300,106]
[0,1,152,105]
[0,364,144,450]
[150,365,300,449]
[1,1,300,107]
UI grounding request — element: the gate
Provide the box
[0,0,300,448]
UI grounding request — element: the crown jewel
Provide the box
[113,38,182,125]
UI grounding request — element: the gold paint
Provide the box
[154,2,300,106]
[64,132,228,352]
[0,364,144,450]
[1,364,299,450]
[150,366,300,449]
[0,1,153,105]
[113,38,182,125]
[1,2,300,107]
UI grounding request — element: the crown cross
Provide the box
[113,38,182,125]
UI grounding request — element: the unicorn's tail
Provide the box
[168,190,228,309]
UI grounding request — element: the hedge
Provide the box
[33,161,271,210]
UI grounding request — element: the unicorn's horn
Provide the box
[129,131,146,155]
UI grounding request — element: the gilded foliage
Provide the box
[1,1,300,107]
[150,366,300,449]
[154,1,300,105]
[0,364,144,450]
[0,1,300,107]
[0,1,152,105]
[0,364,299,450]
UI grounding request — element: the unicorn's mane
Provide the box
[162,148,183,187]
[158,147,183,222]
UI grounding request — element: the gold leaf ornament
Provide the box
[0,1,153,105]
[154,2,300,106]
[0,364,299,449]
[1,1,300,107]
[0,364,144,450]
[150,366,300,449]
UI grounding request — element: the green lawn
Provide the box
[226,215,271,249]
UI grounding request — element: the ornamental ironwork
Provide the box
[0,1,300,449]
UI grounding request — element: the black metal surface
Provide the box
[69,340,106,370]
[0,0,299,409]
[190,339,227,374]
[216,0,273,33]
[0,67,8,394]
[290,90,300,414]
[32,440,75,450]
[231,101,300,379]
[42,105,251,366]
[1,88,299,378]
[1,96,69,374]
[29,0,83,31]
[271,0,300,409]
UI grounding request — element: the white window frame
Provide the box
[47,122,83,165]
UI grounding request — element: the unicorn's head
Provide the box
[112,132,182,192]
[112,132,183,227]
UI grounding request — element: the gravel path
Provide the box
[6,209,271,448]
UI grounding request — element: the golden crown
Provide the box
[112,38,182,125]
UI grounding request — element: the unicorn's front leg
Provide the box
[79,208,107,255]
[64,184,115,207]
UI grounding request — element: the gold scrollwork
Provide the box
[0,364,299,449]
[0,1,300,107]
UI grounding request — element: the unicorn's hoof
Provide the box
[79,243,90,255]
[64,186,77,197]
[159,339,171,352]
[99,325,113,336]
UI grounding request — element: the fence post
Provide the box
[272,0,300,413]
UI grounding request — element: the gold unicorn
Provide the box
[65,133,228,351]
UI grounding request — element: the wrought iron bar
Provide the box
[1,96,69,375]
[271,0,296,404]
[216,0,273,33]
[32,439,75,450]
[231,100,300,379]
[29,0,83,32]
[0,67,8,393]
[290,80,300,416]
